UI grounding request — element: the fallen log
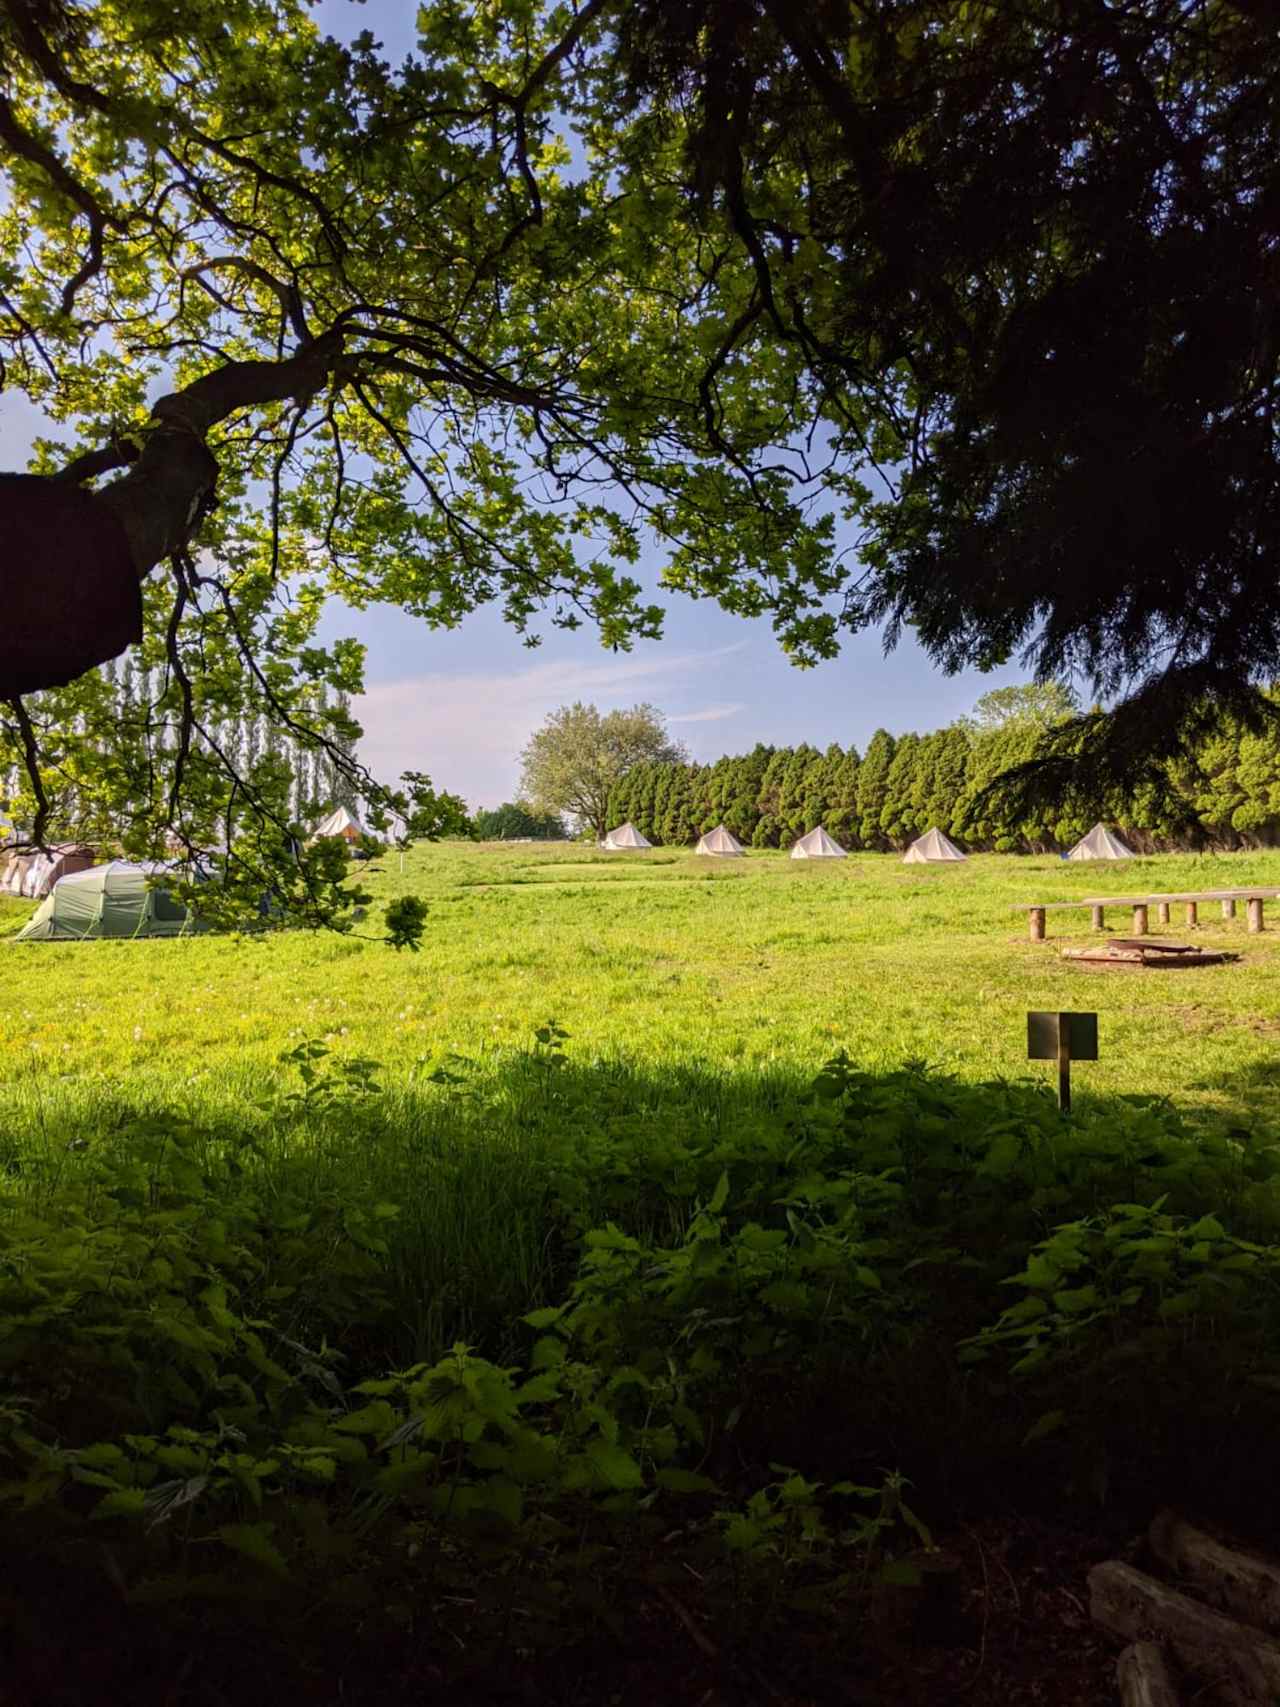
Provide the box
[1089,1561,1280,1705]
[1117,1642,1181,1707]
[1149,1511,1280,1641]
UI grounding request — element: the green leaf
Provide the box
[1051,1285,1099,1314]
[1189,1215,1226,1242]
[654,1468,720,1494]
[523,1306,567,1331]
[217,1522,289,1578]
[335,1400,398,1436]
[586,1441,644,1490]
[92,1488,147,1520]
[1023,1409,1066,1444]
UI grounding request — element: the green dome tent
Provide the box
[13,861,197,942]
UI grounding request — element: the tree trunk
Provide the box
[2,329,344,696]
[1089,1561,1280,1706]
[1149,1512,1280,1640]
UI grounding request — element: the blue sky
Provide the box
[0,0,1033,810]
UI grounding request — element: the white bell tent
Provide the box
[312,806,365,843]
[790,826,847,860]
[602,822,651,850]
[1065,823,1134,860]
[903,827,967,864]
[695,824,744,857]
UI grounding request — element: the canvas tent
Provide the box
[2,844,95,899]
[312,806,365,843]
[1065,823,1133,861]
[695,825,744,857]
[14,861,197,941]
[903,827,967,864]
[602,822,651,850]
[0,851,31,896]
[790,826,847,860]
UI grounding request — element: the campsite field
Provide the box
[5,839,1280,1139]
[8,839,1280,1704]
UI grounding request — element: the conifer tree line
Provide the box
[604,692,1280,854]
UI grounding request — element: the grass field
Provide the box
[6,839,1280,1138]
[7,840,1280,1700]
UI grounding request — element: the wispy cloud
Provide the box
[354,642,748,808]
[668,703,746,724]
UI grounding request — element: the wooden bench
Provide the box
[1018,888,1280,942]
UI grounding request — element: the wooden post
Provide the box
[1249,896,1265,933]
[1132,903,1148,936]
[1185,901,1198,928]
[1222,898,1236,921]
[1029,906,1045,942]
[1057,1013,1071,1114]
[1090,904,1105,931]
[1156,901,1170,926]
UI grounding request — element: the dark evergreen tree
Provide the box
[755,747,791,841]
[879,733,923,847]
[725,744,772,843]
[856,730,896,849]
[825,746,861,847]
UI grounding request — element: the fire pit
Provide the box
[1062,939,1237,969]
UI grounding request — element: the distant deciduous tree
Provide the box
[519,703,686,839]
[961,682,1080,735]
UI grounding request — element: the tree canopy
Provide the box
[520,701,685,836]
[614,0,1280,776]
[2,0,1277,930]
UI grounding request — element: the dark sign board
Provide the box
[1027,1011,1098,1062]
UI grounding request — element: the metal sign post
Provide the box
[1027,1011,1098,1112]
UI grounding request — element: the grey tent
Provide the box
[790,826,847,860]
[1065,823,1134,861]
[14,861,197,941]
[602,822,651,850]
[312,806,365,843]
[903,827,967,864]
[695,824,744,857]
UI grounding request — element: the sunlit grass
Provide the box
[5,840,1280,1135]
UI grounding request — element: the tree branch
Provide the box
[0,88,123,313]
[2,695,51,846]
[54,437,140,483]
[182,256,311,344]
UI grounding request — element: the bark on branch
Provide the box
[97,326,344,575]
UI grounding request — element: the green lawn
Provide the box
[5,840,1280,1142]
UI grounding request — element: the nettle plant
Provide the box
[963,1200,1280,1458]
